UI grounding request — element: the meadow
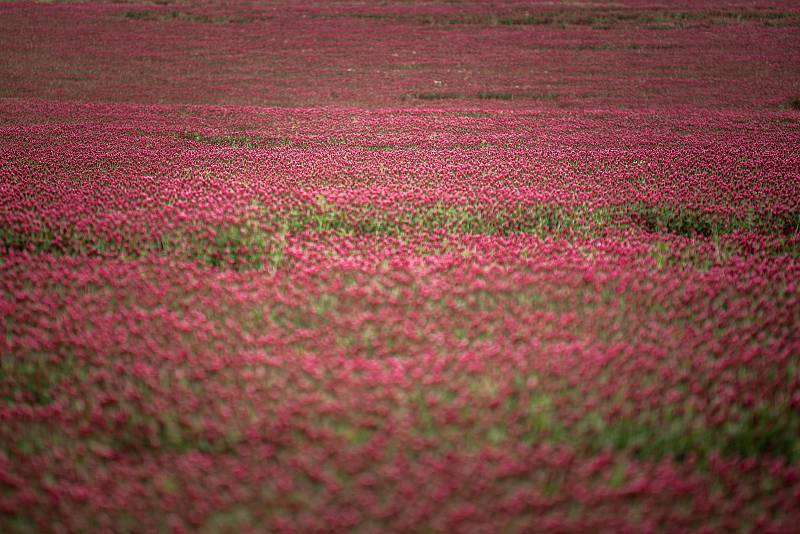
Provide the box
[1,1,800,532]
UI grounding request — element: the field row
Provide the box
[2,245,799,531]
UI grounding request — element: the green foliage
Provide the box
[630,204,799,237]
[406,91,462,101]
[205,222,286,270]
[124,11,264,24]
[588,405,800,462]
[2,202,796,271]
[201,506,253,534]
[0,226,55,254]
[333,421,374,445]
[522,392,565,443]
[2,514,38,534]
[175,131,283,149]
[1,353,76,405]
[477,92,514,101]
[632,205,721,237]
[420,9,800,29]
[407,91,557,102]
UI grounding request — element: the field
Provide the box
[1,0,800,532]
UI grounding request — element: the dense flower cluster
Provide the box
[2,245,800,531]
[2,100,798,267]
[2,0,800,532]
[1,1,799,109]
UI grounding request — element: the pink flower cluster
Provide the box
[1,0,799,109]
[2,244,799,531]
[2,100,798,262]
[1,0,800,532]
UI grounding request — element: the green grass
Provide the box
[174,131,290,149]
[406,91,557,101]
[2,202,798,270]
[586,404,800,462]
[380,375,800,462]
[1,352,77,405]
[630,204,799,237]
[405,91,463,101]
[124,11,265,24]
[476,91,557,101]
[382,8,800,29]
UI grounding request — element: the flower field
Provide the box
[1,1,800,532]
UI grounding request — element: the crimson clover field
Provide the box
[1,1,800,532]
